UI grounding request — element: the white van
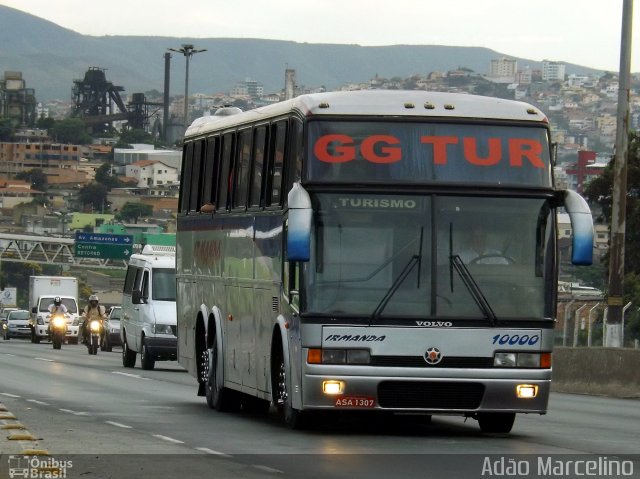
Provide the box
[121,245,177,370]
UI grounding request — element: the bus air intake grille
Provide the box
[370,356,494,368]
[377,381,485,409]
[272,297,279,312]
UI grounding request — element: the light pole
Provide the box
[168,44,207,134]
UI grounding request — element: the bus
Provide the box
[176,90,594,433]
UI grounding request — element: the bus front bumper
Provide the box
[300,369,551,413]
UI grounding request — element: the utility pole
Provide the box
[606,0,634,348]
[163,52,171,143]
[168,44,207,135]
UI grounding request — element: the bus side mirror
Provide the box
[31,306,37,314]
[563,189,594,266]
[287,183,312,262]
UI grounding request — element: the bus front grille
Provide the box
[377,381,485,409]
[370,356,494,368]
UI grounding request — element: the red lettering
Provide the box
[420,136,458,164]
[509,139,544,168]
[314,134,355,163]
[361,135,401,163]
[463,137,501,166]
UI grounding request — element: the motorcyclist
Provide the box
[81,294,106,344]
[48,296,68,315]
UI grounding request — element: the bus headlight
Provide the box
[322,380,345,395]
[516,384,539,398]
[494,352,551,368]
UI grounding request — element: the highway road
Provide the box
[0,339,638,479]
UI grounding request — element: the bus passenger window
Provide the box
[234,129,252,209]
[250,126,268,208]
[179,142,194,213]
[201,136,219,210]
[269,121,288,207]
[218,133,235,211]
[190,140,204,211]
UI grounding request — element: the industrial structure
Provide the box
[0,71,36,127]
[71,67,162,134]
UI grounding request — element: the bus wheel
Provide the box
[206,341,239,412]
[275,354,305,429]
[477,413,515,434]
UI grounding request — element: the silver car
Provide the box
[101,306,122,351]
[3,310,31,340]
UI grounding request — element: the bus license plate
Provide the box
[335,396,375,408]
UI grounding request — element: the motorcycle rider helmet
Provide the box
[89,294,99,306]
[54,296,62,306]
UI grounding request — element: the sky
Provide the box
[1,0,638,72]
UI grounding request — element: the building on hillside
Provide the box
[488,57,517,83]
[0,178,41,210]
[124,160,179,187]
[0,141,83,179]
[563,150,608,194]
[113,144,181,171]
[542,60,566,82]
[67,213,115,232]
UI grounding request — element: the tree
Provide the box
[36,116,55,130]
[78,183,109,212]
[116,128,154,148]
[51,118,92,144]
[116,202,153,223]
[15,168,47,192]
[95,163,123,190]
[584,132,640,345]
[0,117,14,141]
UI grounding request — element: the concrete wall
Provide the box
[552,347,640,398]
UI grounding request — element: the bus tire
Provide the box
[206,341,240,412]
[477,412,516,434]
[275,352,305,429]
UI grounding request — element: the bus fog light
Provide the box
[347,350,370,364]
[322,349,346,364]
[517,353,540,368]
[322,380,345,395]
[494,352,517,367]
[517,384,538,398]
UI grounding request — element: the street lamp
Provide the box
[168,44,207,134]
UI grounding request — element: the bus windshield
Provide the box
[303,193,554,321]
[307,121,552,187]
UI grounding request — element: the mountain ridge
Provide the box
[0,5,604,102]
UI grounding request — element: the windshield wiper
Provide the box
[449,254,497,324]
[370,228,424,324]
[448,223,496,323]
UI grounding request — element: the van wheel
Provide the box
[122,334,136,368]
[205,341,240,412]
[140,338,155,370]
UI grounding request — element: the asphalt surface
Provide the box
[0,339,638,479]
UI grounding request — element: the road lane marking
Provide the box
[0,393,21,398]
[112,371,152,381]
[252,465,284,474]
[33,358,54,362]
[4,353,16,357]
[195,447,232,457]
[152,434,184,444]
[27,399,50,406]
[105,421,132,429]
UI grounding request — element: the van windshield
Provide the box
[153,269,176,301]
[39,297,78,314]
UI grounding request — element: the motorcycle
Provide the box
[87,318,103,355]
[49,313,67,350]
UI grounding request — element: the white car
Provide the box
[2,309,30,340]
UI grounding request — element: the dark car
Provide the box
[101,306,122,351]
[2,309,32,340]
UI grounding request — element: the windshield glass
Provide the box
[307,121,552,187]
[39,297,78,314]
[9,311,30,321]
[303,193,554,320]
[109,308,122,320]
[152,269,176,301]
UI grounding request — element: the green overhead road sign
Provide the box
[74,242,133,260]
[74,232,134,260]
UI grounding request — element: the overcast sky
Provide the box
[2,0,638,72]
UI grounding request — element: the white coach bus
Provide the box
[176,90,594,432]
